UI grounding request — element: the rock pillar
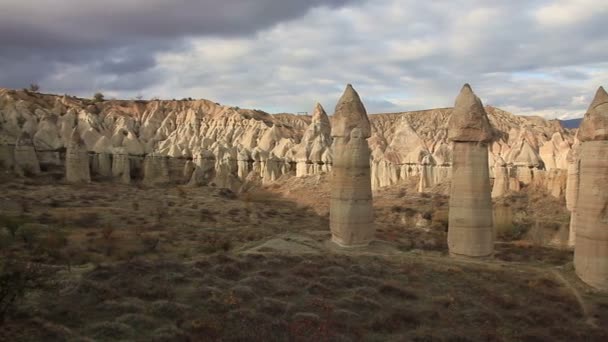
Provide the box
[112,147,131,184]
[447,84,495,258]
[574,86,608,290]
[65,129,91,183]
[491,156,509,198]
[330,84,374,247]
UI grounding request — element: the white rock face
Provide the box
[293,103,332,177]
[0,88,575,192]
[65,129,91,183]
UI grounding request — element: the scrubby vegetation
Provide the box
[0,175,607,340]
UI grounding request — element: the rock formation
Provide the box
[14,132,40,177]
[417,154,435,193]
[65,129,91,183]
[0,88,576,193]
[330,85,374,247]
[447,84,495,258]
[574,86,608,290]
[188,150,215,186]
[565,147,580,246]
[143,153,170,186]
[491,156,509,198]
[112,147,131,184]
[294,103,332,177]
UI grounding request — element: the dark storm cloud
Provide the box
[0,0,357,89]
[1,0,606,119]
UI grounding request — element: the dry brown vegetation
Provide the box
[1,174,608,341]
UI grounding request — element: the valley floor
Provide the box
[0,174,607,341]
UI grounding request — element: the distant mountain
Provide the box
[560,118,583,129]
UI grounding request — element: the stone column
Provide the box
[491,156,509,198]
[143,153,170,186]
[574,86,608,290]
[96,153,112,177]
[65,129,91,183]
[330,84,374,247]
[417,154,435,193]
[112,147,131,184]
[565,153,580,247]
[14,132,41,177]
[447,84,495,258]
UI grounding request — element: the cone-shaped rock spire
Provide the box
[330,84,374,247]
[312,103,331,128]
[331,84,371,139]
[578,86,608,142]
[574,86,608,290]
[448,84,494,258]
[448,84,494,142]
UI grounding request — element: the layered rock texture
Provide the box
[329,85,374,247]
[447,85,495,258]
[0,88,575,195]
[65,129,91,183]
[573,86,608,290]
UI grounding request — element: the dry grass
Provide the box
[0,177,606,341]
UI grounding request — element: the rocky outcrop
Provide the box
[565,146,580,246]
[447,84,495,258]
[14,132,40,177]
[111,148,131,184]
[417,154,435,193]
[491,156,509,198]
[330,85,374,247]
[574,86,608,290]
[0,88,575,192]
[294,103,332,177]
[188,150,216,186]
[65,129,91,183]
[143,153,170,186]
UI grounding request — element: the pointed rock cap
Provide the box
[312,102,330,126]
[331,84,371,139]
[448,84,494,142]
[578,86,608,142]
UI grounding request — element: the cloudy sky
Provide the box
[1,0,607,119]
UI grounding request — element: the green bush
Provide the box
[93,92,105,102]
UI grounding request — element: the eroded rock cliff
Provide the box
[0,88,575,194]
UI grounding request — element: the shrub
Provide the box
[28,83,40,92]
[0,259,52,324]
[140,234,160,253]
[0,215,25,238]
[93,92,105,102]
[496,223,530,241]
[72,212,101,228]
[16,225,39,246]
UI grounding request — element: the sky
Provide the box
[1,0,607,119]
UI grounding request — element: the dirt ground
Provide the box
[1,173,608,341]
